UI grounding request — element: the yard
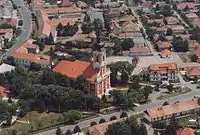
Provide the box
[178,52,191,63]
[157,86,191,100]
[0,111,62,135]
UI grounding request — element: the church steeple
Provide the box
[91,42,106,70]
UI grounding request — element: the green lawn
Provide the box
[0,111,62,135]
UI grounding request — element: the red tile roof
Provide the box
[148,63,177,71]
[160,49,171,56]
[146,98,200,119]
[176,128,194,135]
[0,29,13,34]
[186,67,200,77]
[0,0,8,5]
[191,46,200,58]
[0,85,5,97]
[177,2,195,10]
[53,60,99,82]
[11,52,50,65]
[0,18,17,27]
[60,0,73,7]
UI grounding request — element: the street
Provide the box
[0,0,32,61]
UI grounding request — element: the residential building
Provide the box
[59,0,73,7]
[12,52,51,68]
[144,98,200,122]
[156,41,172,51]
[0,18,17,27]
[185,67,200,79]
[159,49,171,58]
[11,40,50,67]
[142,1,153,13]
[176,2,195,10]
[15,40,39,54]
[53,44,111,98]
[164,17,179,25]
[176,128,194,135]
[122,46,152,56]
[191,45,200,60]
[185,13,198,22]
[0,85,5,98]
[88,118,126,135]
[0,29,13,41]
[188,40,200,50]
[148,63,178,82]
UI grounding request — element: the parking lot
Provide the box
[132,52,184,74]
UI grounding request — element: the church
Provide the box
[53,43,112,98]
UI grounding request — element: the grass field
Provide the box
[0,111,62,135]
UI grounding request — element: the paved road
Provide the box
[0,0,32,61]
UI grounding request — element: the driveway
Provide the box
[0,0,32,61]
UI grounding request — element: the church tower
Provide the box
[91,42,111,97]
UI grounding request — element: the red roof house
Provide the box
[176,128,194,135]
[0,85,6,97]
[0,18,17,27]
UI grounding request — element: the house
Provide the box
[142,1,153,13]
[148,63,178,82]
[0,85,6,98]
[193,18,200,28]
[122,46,151,56]
[144,98,200,122]
[159,49,171,58]
[120,20,140,33]
[164,17,179,25]
[106,5,128,19]
[185,67,200,79]
[167,25,185,34]
[53,44,111,98]
[185,13,198,21]
[15,40,39,54]
[11,52,51,68]
[59,0,73,7]
[0,18,17,27]
[176,2,195,10]
[10,39,50,67]
[191,46,200,60]
[156,41,172,51]
[188,40,200,50]
[0,63,15,73]
[88,118,126,135]
[0,29,13,41]
[176,128,194,135]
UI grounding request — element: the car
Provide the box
[197,86,200,89]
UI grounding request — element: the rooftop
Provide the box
[145,98,200,119]
[0,63,15,73]
[176,128,194,135]
[186,67,200,77]
[148,63,177,71]
[53,60,99,82]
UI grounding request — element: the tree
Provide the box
[99,118,106,124]
[190,54,198,62]
[55,127,62,135]
[155,4,160,11]
[90,121,97,126]
[65,130,72,135]
[65,110,82,123]
[120,38,134,51]
[74,75,88,93]
[110,116,117,121]
[93,19,104,30]
[106,122,131,135]
[30,62,41,71]
[164,115,179,135]
[0,100,14,123]
[138,123,147,135]
[167,84,173,93]
[162,101,169,106]
[120,112,128,118]
[143,86,152,101]
[73,125,81,133]
[166,28,173,36]
[172,37,188,52]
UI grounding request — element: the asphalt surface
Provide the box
[0,0,32,61]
